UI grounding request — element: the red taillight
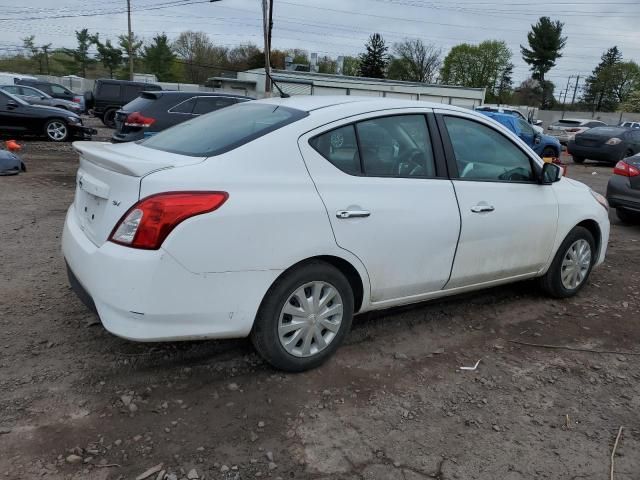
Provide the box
[124,111,155,128]
[613,161,640,177]
[73,96,82,103]
[109,192,228,250]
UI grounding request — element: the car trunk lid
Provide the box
[626,155,640,190]
[72,141,206,246]
[114,91,161,135]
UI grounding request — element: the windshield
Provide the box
[142,103,308,157]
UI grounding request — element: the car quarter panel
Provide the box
[140,125,371,306]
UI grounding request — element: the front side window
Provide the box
[99,83,121,100]
[193,97,236,115]
[143,103,307,158]
[51,85,69,95]
[310,114,436,178]
[444,116,534,182]
[516,118,535,136]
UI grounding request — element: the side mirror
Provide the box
[534,119,543,126]
[534,133,542,145]
[41,96,47,100]
[6,100,18,109]
[540,162,562,184]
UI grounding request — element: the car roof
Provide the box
[585,126,628,135]
[255,95,472,114]
[152,90,252,99]
[557,118,596,123]
[476,111,519,130]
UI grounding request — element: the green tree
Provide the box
[388,39,441,83]
[62,29,95,77]
[440,40,513,102]
[621,89,640,112]
[228,43,263,71]
[118,33,144,75]
[92,35,123,78]
[358,33,388,78]
[341,56,360,76]
[520,16,567,108]
[583,47,640,111]
[173,31,228,83]
[317,55,337,74]
[142,34,177,81]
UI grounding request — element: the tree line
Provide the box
[2,16,639,112]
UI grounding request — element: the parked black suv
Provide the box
[86,79,162,128]
[112,91,252,142]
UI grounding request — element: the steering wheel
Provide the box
[397,149,425,176]
[498,167,531,182]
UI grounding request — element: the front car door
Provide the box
[435,109,558,288]
[299,110,461,305]
[0,91,29,132]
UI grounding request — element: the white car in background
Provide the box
[620,121,640,129]
[547,118,607,145]
[62,96,610,372]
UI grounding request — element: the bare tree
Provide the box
[174,31,228,83]
[391,39,442,83]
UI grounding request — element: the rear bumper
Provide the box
[548,132,572,145]
[567,142,624,163]
[606,175,640,212]
[62,207,280,341]
[112,130,146,143]
[71,125,98,139]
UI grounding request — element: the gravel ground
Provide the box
[1,120,639,480]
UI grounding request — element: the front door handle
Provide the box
[336,210,370,219]
[470,204,495,213]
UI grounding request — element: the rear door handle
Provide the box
[336,210,370,219]
[470,204,495,213]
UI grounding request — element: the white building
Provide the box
[209,68,486,107]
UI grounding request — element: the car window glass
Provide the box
[122,85,145,101]
[36,84,52,95]
[310,125,361,175]
[2,86,20,95]
[100,83,121,100]
[193,97,236,115]
[170,97,196,114]
[356,115,435,177]
[517,118,534,136]
[444,116,534,182]
[51,85,67,95]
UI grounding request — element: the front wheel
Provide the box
[251,261,354,372]
[44,119,69,142]
[617,208,639,224]
[102,108,117,128]
[539,226,595,298]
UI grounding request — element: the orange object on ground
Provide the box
[5,140,21,152]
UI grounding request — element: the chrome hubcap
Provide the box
[561,239,591,290]
[47,121,67,141]
[278,281,343,358]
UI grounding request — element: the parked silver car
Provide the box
[547,118,607,145]
[0,84,83,114]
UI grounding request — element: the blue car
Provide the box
[479,111,561,158]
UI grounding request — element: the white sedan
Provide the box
[62,96,610,371]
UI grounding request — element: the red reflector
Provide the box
[109,192,228,249]
[613,161,640,177]
[124,111,155,128]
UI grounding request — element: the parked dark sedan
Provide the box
[0,84,83,114]
[112,91,252,142]
[606,155,640,223]
[568,127,640,164]
[0,90,96,142]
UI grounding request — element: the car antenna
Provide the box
[265,70,290,98]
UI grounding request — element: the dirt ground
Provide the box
[1,119,639,480]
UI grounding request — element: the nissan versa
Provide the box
[62,97,610,372]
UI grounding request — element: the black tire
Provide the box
[616,208,638,224]
[250,261,354,372]
[538,226,596,299]
[44,118,70,142]
[572,156,585,164]
[102,108,117,128]
[542,146,557,158]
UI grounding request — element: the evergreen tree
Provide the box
[92,35,123,78]
[582,47,640,112]
[520,17,566,109]
[62,29,95,77]
[142,34,177,81]
[358,33,388,78]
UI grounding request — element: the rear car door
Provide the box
[0,91,28,132]
[436,109,558,288]
[299,110,461,304]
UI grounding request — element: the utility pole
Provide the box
[42,45,50,75]
[126,0,134,81]
[262,0,272,96]
[571,75,580,105]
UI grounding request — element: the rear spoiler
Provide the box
[140,91,164,99]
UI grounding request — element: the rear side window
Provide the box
[557,120,581,126]
[193,97,236,115]
[122,94,157,112]
[169,97,196,114]
[2,85,20,95]
[99,83,121,100]
[143,103,307,157]
[310,115,436,177]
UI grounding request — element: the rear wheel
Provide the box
[539,226,595,298]
[102,108,117,128]
[251,261,354,372]
[572,156,585,164]
[44,119,69,142]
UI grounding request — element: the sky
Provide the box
[1,0,639,99]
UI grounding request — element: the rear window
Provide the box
[557,120,582,126]
[142,103,307,157]
[122,93,158,112]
